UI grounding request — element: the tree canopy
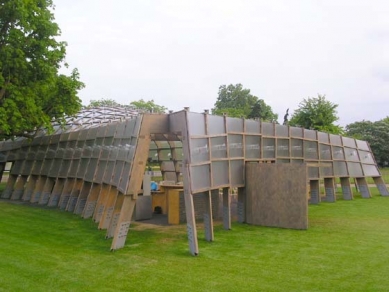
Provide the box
[212,84,278,122]
[0,0,84,139]
[86,98,168,113]
[345,118,389,167]
[289,94,343,134]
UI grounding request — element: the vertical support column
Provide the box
[58,178,75,209]
[0,162,5,183]
[373,176,389,196]
[222,187,231,230]
[74,181,92,215]
[47,178,65,207]
[356,177,371,198]
[10,175,28,200]
[204,190,214,242]
[324,177,336,202]
[82,183,101,219]
[1,174,18,199]
[39,177,55,205]
[340,177,353,200]
[22,175,38,201]
[237,187,246,223]
[106,192,124,239]
[66,178,82,212]
[309,180,320,204]
[93,183,110,223]
[184,189,199,255]
[30,176,46,203]
[110,195,136,250]
[98,186,118,230]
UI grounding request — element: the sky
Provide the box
[53,0,389,126]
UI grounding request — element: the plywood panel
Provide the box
[245,163,308,229]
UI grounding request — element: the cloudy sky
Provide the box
[53,0,389,126]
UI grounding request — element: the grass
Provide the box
[1,189,389,291]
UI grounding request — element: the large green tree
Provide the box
[86,98,120,108]
[0,0,84,139]
[86,98,168,113]
[345,119,389,167]
[212,84,278,122]
[289,94,343,134]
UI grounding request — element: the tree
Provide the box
[130,99,167,113]
[0,0,84,139]
[212,84,278,122]
[345,119,389,167]
[86,98,121,108]
[289,94,343,134]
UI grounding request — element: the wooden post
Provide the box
[373,176,389,196]
[98,186,118,230]
[340,177,353,200]
[110,195,136,250]
[82,183,101,219]
[106,192,124,239]
[309,179,320,204]
[58,178,75,209]
[204,190,214,241]
[1,174,18,199]
[222,187,231,230]
[47,178,65,207]
[324,177,336,202]
[38,177,55,205]
[93,183,110,223]
[356,177,371,198]
[22,175,38,201]
[10,175,28,200]
[66,178,83,212]
[30,176,46,203]
[74,181,92,215]
[237,187,246,223]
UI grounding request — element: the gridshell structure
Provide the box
[0,107,387,255]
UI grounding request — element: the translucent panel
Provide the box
[263,138,275,159]
[132,116,142,137]
[245,119,260,134]
[277,139,289,157]
[94,160,107,183]
[319,144,331,160]
[358,150,375,164]
[91,145,102,158]
[245,136,261,159]
[210,136,227,159]
[291,159,304,164]
[85,159,98,181]
[290,127,303,138]
[78,129,89,140]
[347,162,363,177]
[191,164,211,191]
[291,139,303,158]
[173,147,183,161]
[175,161,182,173]
[159,149,172,161]
[356,140,370,151]
[228,135,243,158]
[112,161,124,186]
[332,146,344,160]
[118,162,132,193]
[342,137,356,148]
[362,164,380,177]
[304,129,317,140]
[164,172,177,182]
[275,124,289,137]
[227,117,244,132]
[304,141,318,160]
[149,141,158,150]
[190,138,209,163]
[320,162,333,177]
[10,161,23,174]
[21,160,34,175]
[73,147,83,159]
[68,160,80,177]
[318,132,329,143]
[32,161,43,174]
[262,122,274,136]
[212,161,229,187]
[344,148,360,162]
[124,119,136,137]
[40,160,53,176]
[149,149,158,162]
[308,166,319,179]
[58,160,71,178]
[208,115,226,135]
[86,127,98,139]
[161,161,175,172]
[187,112,206,136]
[333,161,348,177]
[277,159,290,163]
[76,158,89,178]
[230,160,244,186]
[103,161,115,183]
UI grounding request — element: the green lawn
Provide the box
[1,190,389,291]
